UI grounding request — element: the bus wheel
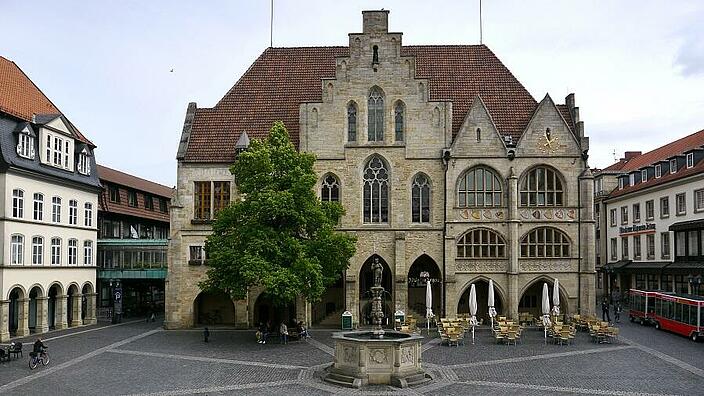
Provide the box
[654,321,660,330]
[692,333,699,342]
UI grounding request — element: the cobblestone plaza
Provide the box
[1,316,703,395]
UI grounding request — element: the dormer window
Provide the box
[629,174,635,186]
[619,177,625,189]
[670,159,677,174]
[45,132,72,170]
[77,147,91,175]
[641,169,647,183]
[686,153,694,168]
[17,127,35,159]
[655,164,662,178]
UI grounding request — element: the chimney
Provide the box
[362,10,389,34]
[565,93,575,111]
[623,151,642,161]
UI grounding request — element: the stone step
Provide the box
[316,309,345,327]
[323,372,362,389]
[404,372,433,387]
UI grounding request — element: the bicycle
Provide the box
[28,350,50,370]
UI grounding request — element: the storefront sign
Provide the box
[619,223,656,235]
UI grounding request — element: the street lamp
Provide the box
[604,266,614,303]
[688,275,702,295]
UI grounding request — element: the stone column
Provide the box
[55,295,68,330]
[84,293,98,325]
[35,297,49,334]
[579,169,597,315]
[71,294,83,327]
[234,299,249,329]
[394,232,408,317]
[345,273,357,327]
[0,300,10,342]
[443,234,456,318]
[16,298,30,337]
[507,167,520,319]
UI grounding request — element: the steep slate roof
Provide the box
[0,56,94,146]
[183,45,538,163]
[607,128,704,199]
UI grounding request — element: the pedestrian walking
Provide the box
[280,322,289,344]
[203,327,210,343]
[614,302,622,323]
[601,298,611,323]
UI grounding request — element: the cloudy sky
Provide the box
[2,0,703,186]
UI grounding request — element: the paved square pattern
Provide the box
[1,315,703,395]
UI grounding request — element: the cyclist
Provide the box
[33,337,47,356]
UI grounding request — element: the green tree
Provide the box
[200,121,356,306]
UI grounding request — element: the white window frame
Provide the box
[69,199,78,225]
[33,193,43,221]
[633,203,641,223]
[619,178,624,189]
[610,209,617,227]
[46,133,71,170]
[10,234,24,265]
[68,239,78,265]
[32,236,43,265]
[660,196,669,218]
[84,203,93,227]
[641,169,647,183]
[676,193,686,215]
[52,196,61,223]
[84,240,93,265]
[621,206,628,224]
[686,153,694,168]
[51,237,61,265]
[17,131,35,159]
[670,159,677,174]
[655,164,662,178]
[77,150,91,175]
[12,189,24,218]
[645,199,654,221]
[629,173,635,186]
[695,189,704,213]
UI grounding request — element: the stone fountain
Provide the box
[323,257,432,388]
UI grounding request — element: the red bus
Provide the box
[631,289,704,341]
[628,289,658,324]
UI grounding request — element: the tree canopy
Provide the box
[200,121,356,305]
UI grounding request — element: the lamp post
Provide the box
[604,266,614,304]
[420,271,431,334]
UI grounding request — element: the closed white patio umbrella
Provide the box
[426,279,434,334]
[542,282,551,343]
[469,283,477,344]
[552,278,561,317]
[488,279,497,330]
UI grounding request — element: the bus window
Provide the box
[683,304,690,325]
[655,298,662,316]
[674,302,682,322]
[665,301,673,319]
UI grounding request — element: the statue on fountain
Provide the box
[372,257,383,287]
[370,257,385,338]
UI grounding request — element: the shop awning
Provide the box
[663,261,704,270]
[601,260,631,272]
[626,261,672,270]
[669,219,704,232]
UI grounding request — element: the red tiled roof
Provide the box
[183,45,538,163]
[0,56,94,146]
[97,165,174,198]
[556,104,574,132]
[607,128,704,199]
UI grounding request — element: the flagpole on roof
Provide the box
[270,0,274,47]
[479,0,483,45]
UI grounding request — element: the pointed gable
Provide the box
[515,94,580,157]
[451,96,506,156]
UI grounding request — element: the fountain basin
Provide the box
[323,330,432,388]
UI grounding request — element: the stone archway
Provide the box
[8,286,26,336]
[407,254,441,319]
[457,278,505,324]
[47,283,63,329]
[82,283,96,325]
[193,290,235,326]
[28,285,44,333]
[312,275,344,325]
[253,292,296,329]
[358,255,393,326]
[67,284,81,327]
[519,277,569,318]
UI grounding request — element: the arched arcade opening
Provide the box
[193,290,235,326]
[407,254,441,319]
[457,278,505,324]
[8,286,25,336]
[28,286,43,331]
[48,283,62,329]
[359,255,392,326]
[519,277,569,318]
[253,292,296,328]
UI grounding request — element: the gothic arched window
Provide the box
[411,173,430,223]
[394,102,405,142]
[321,174,340,202]
[458,166,503,207]
[519,166,564,207]
[368,87,384,142]
[347,102,357,142]
[363,156,389,223]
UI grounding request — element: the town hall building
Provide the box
[166,10,596,329]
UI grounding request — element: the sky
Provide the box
[1,0,703,186]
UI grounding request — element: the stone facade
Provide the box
[165,10,596,329]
